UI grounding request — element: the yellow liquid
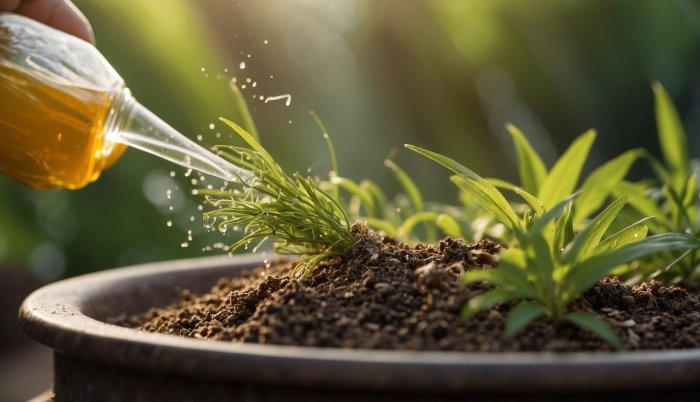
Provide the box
[0,64,126,189]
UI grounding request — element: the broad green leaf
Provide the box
[505,303,548,338]
[563,196,628,265]
[331,177,378,218]
[538,130,596,210]
[461,289,526,321]
[531,195,577,234]
[564,233,700,303]
[564,312,622,349]
[405,144,522,230]
[553,203,574,258]
[451,176,521,231]
[507,124,548,195]
[611,181,671,232]
[385,159,424,213]
[596,218,650,255]
[436,213,463,238]
[488,178,545,216]
[653,81,689,191]
[574,150,640,224]
[527,232,556,303]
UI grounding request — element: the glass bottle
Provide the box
[0,12,239,189]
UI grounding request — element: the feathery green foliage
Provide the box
[199,118,355,277]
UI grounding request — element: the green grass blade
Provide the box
[507,124,548,195]
[653,81,689,191]
[399,211,438,240]
[505,302,548,338]
[563,196,628,265]
[436,213,463,238]
[564,233,700,303]
[564,312,622,349]
[574,149,640,224]
[228,82,260,143]
[537,130,596,210]
[385,159,424,213]
[488,178,545,216]
[405,144,521,230]
[310,111,339,201]
[331,177,378,218]
[361,180,388,213]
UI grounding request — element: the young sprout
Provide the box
[406,144,700,348]
[199,118,355,277]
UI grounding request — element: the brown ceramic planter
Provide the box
[19,254,700,401]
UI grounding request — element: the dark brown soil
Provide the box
[117,232,700,352]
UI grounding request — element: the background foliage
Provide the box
[2,0,700,280]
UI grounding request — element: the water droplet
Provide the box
[247,53,251,58]
[166,189,172,199]
[252,82,257,87]
[169,206,174,211]
[239,61,246,70]
[191,189,199,195]
[187,230,193,241]
[264,40,269,45]
[190,216,196,222]
[264,94,292,106]
[196,134,203,141]
[224,68,229,73]
[166,220,173,227]
[191,179,198,185]
[181,242,189,248]
[208,123,215,130]
[241,84,247,89]
[246,77,252,83]
[197,205,203,211]
[259,95,264,100]
[200,67,206,72]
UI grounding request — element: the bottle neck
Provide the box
[103,88,249,182]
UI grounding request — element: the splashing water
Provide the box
[264,94,292,106]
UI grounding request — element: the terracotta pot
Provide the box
[20,255,700,401]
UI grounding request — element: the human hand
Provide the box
[0,0,94,44]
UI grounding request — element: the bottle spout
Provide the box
[104,89,250,182]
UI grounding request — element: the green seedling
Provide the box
[406,144,700,347]
[613,83,700,284]
[199,118,355,277]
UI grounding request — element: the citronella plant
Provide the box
[490,125,640,227]
[612,82,700,284]
[406,144,700,347]
[199,118,355,277]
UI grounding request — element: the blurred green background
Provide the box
[2,0,700,281]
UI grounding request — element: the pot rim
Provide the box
[19,254,700,393]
